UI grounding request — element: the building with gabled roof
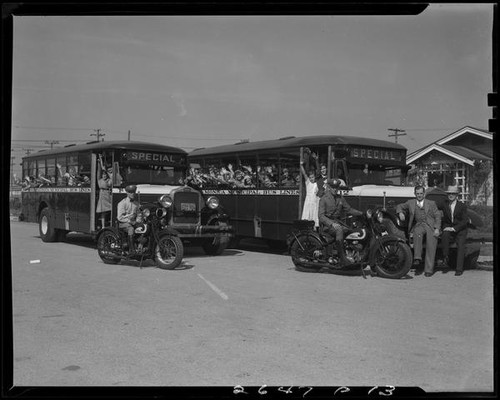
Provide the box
[406,126,493,205]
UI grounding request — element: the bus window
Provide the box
[279,151,300,188]
[238,156,257,188]
[46,158,56,185]
[56,156,67,186]
[78,153,91,186]
[219,155,245,188]
[334,160,348,187]
[257,155,278,188]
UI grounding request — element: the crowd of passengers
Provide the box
[19,164,91,190]
[185,163,304,189]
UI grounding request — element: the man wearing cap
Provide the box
[319,178,363,267]
[396,185,441,276]
[439,186,469,276]
[117,185,140,254]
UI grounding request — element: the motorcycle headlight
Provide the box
[142,208,151,218]
[206,196,219,209]
[159,195,173,208]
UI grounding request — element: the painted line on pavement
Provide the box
[197,273,229,301]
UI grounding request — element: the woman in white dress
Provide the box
[300,161,319,228]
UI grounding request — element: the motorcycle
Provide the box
[287,209,412,279]
[97,201,184,269]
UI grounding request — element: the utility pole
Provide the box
[388,128,406,143]
[91,129,105,141]
[44,140,60,149]
[128,130,131,141]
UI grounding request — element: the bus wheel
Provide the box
[39,207,57,242]
[155,235,184,269]
[202,221,229,255]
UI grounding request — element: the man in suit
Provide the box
[439,186,469,276]
[396,185,441,277]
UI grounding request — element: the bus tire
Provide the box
[155,235,184,270]
[39,207,58,242]
[202,221,229,255]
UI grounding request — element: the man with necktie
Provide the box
[439,186,469,276]
[396,185,441,277]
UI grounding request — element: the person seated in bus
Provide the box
[241,165,256,187]
[280,168,295,187]
[257,166,277,188]
[37,172,52,187]
[117,184,140,254]
[319,178,363,266]
[225,164,246,188]
[300,161,319,228]
[186,166,204,188]
[22,175,36,190]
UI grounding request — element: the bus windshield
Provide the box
[348,163,405,186]
[116,150,187,186]
[119,163,185,186]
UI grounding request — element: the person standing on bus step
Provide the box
[439,186,469,276]
[316,162,328,198]
[396,185,441,277]
[319,179,363,266]
[117,185,140,254]
[300,161,319,228]
[96,157,112,229]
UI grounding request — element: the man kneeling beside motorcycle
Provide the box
[318,178,363,266]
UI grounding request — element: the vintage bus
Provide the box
[187,135,410,244]
[20,140,231,255]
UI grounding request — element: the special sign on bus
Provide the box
[350,147,403,161]
[126,151,181,163]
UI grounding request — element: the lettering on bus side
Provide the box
[201,189,300,195]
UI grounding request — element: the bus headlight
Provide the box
[159,195,173,208]
[156,208,167,218]
[206,196,219,209]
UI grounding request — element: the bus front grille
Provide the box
[173,191,200,224]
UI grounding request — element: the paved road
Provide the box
[8,221,494,393]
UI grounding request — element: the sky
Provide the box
[8,4,494,179]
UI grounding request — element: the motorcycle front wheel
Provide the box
[372,239,412,279]
[97,230,122,265]
[155,235,184,270]
[290,234,324,273]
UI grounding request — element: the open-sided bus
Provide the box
[20,140,231,254]
[187,135,409,244]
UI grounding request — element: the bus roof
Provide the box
[22,140,187,160]
[188,135,406,157]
